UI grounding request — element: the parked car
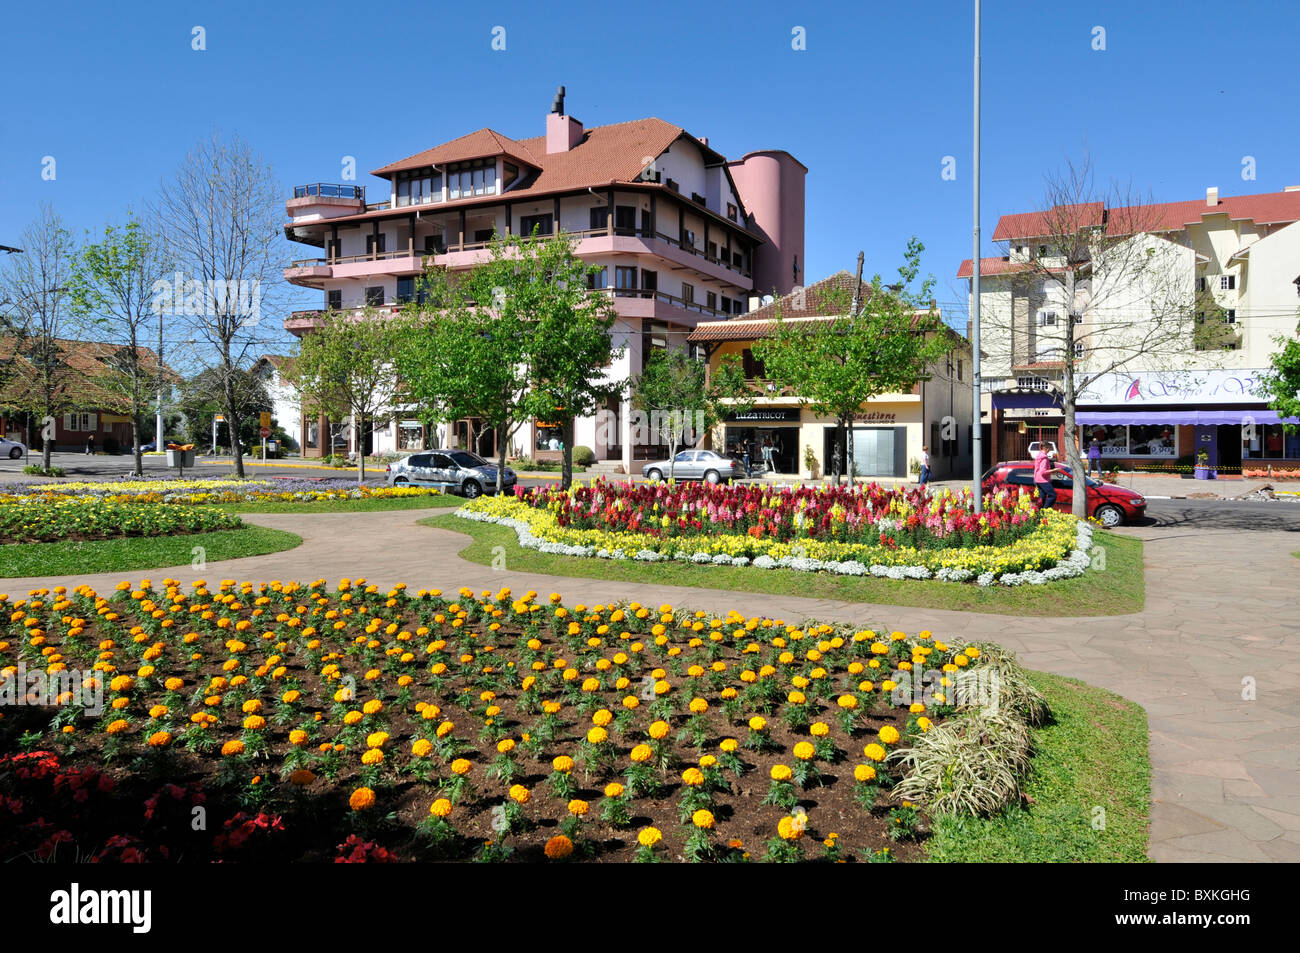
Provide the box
[982,460,1146,527]
[0,436,26,460]
[642,449,746,484]
[1027,440,1058,457]
[385,449,516,498]
[135,441,158,453]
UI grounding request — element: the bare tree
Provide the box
[979,157,1197,517]
[0,204,77,471]
[153,132,287,478]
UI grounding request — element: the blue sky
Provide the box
[3,0,1297,334]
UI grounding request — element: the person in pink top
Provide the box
[1033,449,1066,510]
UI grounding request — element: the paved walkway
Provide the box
[4,508,1298,863]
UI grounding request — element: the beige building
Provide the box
[687,272,973,481]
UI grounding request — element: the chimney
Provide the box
[546,85,583,154]
[698,136,708,147]
[1284,185,1300,192]
[1206,186,1219,207]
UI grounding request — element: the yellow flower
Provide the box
[778,815,804,841]
[691,809,715,830]
[450,758,472,775]
[221,739,245,756]
[147,730,172,748]
[878,725,900,745]
[552,755,574,773]
[863,743,886,762]
[854,764,877,783]
[629,744,652,763]
[681,767,705,786]
[638,827,663,847]
[748,716,767,732]
[689,697,709,714]
[497,738,516,754]
[793,741,815,761]
[770,764,793,782]
[509,784,530,804]
[567,799,590,817]
[586,726,608,745]
[719,738,738,752]
[809,722,830,737]
[429,798,453,818]
[648,721,669,740]
[604,782,624,798]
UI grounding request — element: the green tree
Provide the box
[180,367,270,452]
[68,217,171,475]
[1260,312,1300,433]
[396,242,533,494]
[752,240,953,485]
[289,307,404,483]
[631,348,750,480]
[520,233,624,489]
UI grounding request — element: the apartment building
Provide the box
[686,272,973,482]
[959,186,1300,472]
[282,88,806,471]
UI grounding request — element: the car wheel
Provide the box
[461,480,482,499]
[8,447,20,459]
[1095,504,1124,528]
[393,476,409,485]
[646,468,662,482]
[704,470,720,485]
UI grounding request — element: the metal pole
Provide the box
[971,0,983,513]
[155,308,164,450]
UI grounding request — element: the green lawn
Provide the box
[422,513,1145,616]
[213,495,463,515]
[924,671,1151,862]
[0,526,302,578]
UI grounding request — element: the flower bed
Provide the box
[459,482,1094,585]
[0,577,1043,863]
[0,497,242,544]
[0,477,442,507]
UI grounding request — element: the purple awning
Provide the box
[992,391,1061,410]
[1076,409,1298,426]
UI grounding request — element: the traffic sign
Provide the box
[259,426,271,438]
[259,411,271,429]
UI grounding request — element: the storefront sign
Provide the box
[1081,369,1267,406]
[726,408,800,423]
[853,411,897,423]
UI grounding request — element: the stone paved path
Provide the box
[5,507,1298,862]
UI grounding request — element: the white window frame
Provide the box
[1038,310,1058,327]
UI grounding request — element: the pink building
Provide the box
[282,88,805,471]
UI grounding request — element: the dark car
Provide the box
[385,449,516,498]
[982,460,1146,527]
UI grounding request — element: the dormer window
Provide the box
[727,203,738,222]
[395,168,443,207]
[446,159,497,201]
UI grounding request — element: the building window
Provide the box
[327,290,342,311]
[473,228,494,244]
[682,229,696,249]
[615,206,637,235]
[586,267,608,290]
[727,202,738,222]
[1038,310,1058,327]
[1074,341,1085,358]
[1220,274,1236,290]
[1084,423,1177,458]
[589,207,609,230]
[366,233,387,256]
[365,286,385,307]
[519,214,552,237]
[741,348,766,380]
[615,266,638,297]
[1016,376,1051,391]
[681,283,695,305]
[706,291,717,311]
[397,276,417,304]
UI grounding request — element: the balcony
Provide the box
[293,183,365,201]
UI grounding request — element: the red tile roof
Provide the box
[956,257,1037,278]
[371,128,541,175]
[992,203,1104,242]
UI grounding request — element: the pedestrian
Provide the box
[918,445,930,486]
[1034,449,1065,510]
[1087,439,1102,478]
[761,436,774,473]
[85,433,95,456]
[742,442,751,478]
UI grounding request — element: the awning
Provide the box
[991,391,1062,410]
[1076,409,1299,426]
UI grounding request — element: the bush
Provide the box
[890,711,1033,816]
[0,498,241,543]
[22,465,66,477]
[572,445,596,467]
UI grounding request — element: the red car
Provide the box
[982,460,1147,527]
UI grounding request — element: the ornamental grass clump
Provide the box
[889,710,1034,816]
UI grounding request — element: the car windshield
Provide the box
[449,451,486,468]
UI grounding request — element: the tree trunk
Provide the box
[561,415,575,489]
[41,397,52,471]
[356,412,367,484]
[496,432,508,495]
[846,415,856,486]
[131,418,143,476]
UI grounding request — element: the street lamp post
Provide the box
[971,0,983,513]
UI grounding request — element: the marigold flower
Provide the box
[509,784,530,804]
[770,764,793,782]
[629,744,652,763]
[586,726,608,745]
[412,738,433,758]
[567,799,589,816]
[681,767,704,786]
[809,722,830,737]
[878,726,900,745]
[853,764,877,783]
[793,741,816,761]
[778,815,804,841]
[221,740,246,757]
[748,716,767,731]
[719,738,738,752]
[429,798,453,818]
[604,782,625,798]
[289,729,308,745]
[552,755,574,773]
[349,786,376,811]
[689,697,709,714]
[638,827,662,847]
[544,835,574,859]
[148,731,172,748]
[497,738,516,754]
[691,809,715,830]
[648,721,669,740]
[450,759,472,775]
[863,743,886,762]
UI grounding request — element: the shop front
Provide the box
[722,407,800,474]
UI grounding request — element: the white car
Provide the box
[1027,440,1058,457]
[0,436,27,460]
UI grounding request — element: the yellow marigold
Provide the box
[719,738,739,752]
[688,697,709,714]
[497,738,516,754]
[878,725,900,745]
[349,787,376,811]
[770,764,793,782]
[361,749,384,766]
[592,709,613,727]
[164,677,184,691]
[586,726,608,745]
[778,815,804,841]
[691,809,715,830]
[629,744,652,763]
[854,764,877,783]
[544,835,574,859]
[243,715,266,731]
[552,755,575,773]
[681,767,705,786]
[638,827,662,847]
[429,798,453,818]
[567,799,590,816]
[837,695,858,710]
[793,741,816,761]
[436,720,455,738]
[509,784,530,804]
[647,721,669,740]
[748,716,767,732]
[147,730,172,748]
[343,711,363,726]
[863,743,886,762]
[699,755,717,768]
[288,769,316,786]
[450,758,472,775]
[241,699,262,714]
[604,782,624,798]
[366,731,389,749]
[282,690,301,704]
[809,722,830,737]
[363,699,383,715]
[788,690,806,705]
[412,738,433,757]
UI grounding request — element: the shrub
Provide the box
[22,464,66,477]
[890,710,1033,816]
[572,445,596,467]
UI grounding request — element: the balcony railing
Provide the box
[293,183,365,201]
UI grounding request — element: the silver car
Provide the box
[385,449,516,498]
[642,449,746,484]
[0,436,26,460]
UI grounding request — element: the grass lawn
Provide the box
[212,495,463,515]
[422,513,1145,616]
[924,671,1151,862]
[0,526,302,578]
